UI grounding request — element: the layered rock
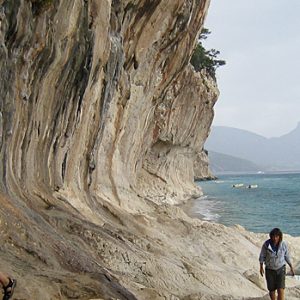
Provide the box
[2,1,299,300]
[1,0,217,212]
[0,0,219,297]
[194,149,216,180]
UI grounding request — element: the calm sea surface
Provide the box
[193,173,300,237]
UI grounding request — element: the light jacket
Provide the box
[259,239,292,270]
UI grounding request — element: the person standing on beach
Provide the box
[259,228,295,300]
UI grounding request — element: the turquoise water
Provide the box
[194,173,300,236]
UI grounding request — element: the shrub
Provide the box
[190,28,225,79]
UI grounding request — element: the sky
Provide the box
[203,1,300,138]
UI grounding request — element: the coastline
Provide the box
[178,197,206,220]
[190,173,300,237]
[179,195,221,223]
[177,194,300,299]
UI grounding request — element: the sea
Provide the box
[192,172,300,237]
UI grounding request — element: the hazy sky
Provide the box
[203,1,300,138]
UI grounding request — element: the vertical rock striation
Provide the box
[0,0,218,213]
[0,1,237,299]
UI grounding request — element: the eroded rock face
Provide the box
[0,1,270,299]
[194,149,216,181]
[0,0,217,214]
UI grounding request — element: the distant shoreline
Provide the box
[209,170,300,176]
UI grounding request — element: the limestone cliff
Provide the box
[194,149,216,181]
[2,1,296,300]
[0,0,218,210]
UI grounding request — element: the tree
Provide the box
[190,28,226,79]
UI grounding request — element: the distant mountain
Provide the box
[208,151,264,174]
[205,123,300,171]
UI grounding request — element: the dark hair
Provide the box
[269,228,283,242]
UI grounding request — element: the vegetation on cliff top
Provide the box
[190,28,226,79]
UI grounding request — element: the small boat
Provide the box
[232,183,244,188]
[247,184,258,188]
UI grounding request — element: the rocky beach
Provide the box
[0,0,299,299]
